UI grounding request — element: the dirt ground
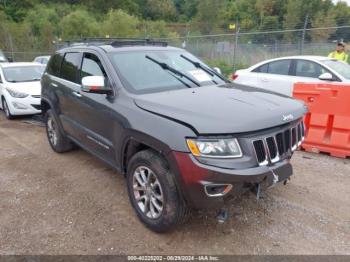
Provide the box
[0,113,349,255]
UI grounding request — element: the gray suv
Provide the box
[41,39,307,232]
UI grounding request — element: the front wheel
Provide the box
[126,149,189,233]
[2,98,14,120]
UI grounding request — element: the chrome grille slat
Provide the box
[291,127,297,151]
[253,121,305,166]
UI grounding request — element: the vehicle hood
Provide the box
[4,81,41,96]
[134,84,307,134]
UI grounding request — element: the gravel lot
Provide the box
[0,113,349,255]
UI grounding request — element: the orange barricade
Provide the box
[293,82,350,158]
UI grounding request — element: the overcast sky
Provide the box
[333,0,350,5]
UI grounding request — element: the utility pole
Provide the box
[300,14,309,55]
[233,21,240,73]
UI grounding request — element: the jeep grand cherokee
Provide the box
[41,39,307,232]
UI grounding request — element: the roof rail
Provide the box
[57,38,168,49]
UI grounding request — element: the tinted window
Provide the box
[81,53,107,82]
[46,54,63,77]
[267,60,291,75]
[60,53,81,83]
[296,60,327,78]
[253,63,268,73]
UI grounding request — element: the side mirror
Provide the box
[213,67,222,74]
[318,72,334,81]
[7,57,13,62]
[81,76,112,95]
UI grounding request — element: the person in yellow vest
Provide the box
[328,41,348,63]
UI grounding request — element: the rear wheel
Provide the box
[126,149,189,233]
[45,109,74,153]
[2,98,14,120]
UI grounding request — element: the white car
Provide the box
[33,55,51,65]
[0,50,8,63]
[0,62,45,119]
[232,56,350,96]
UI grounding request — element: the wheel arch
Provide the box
[41,98,52,116]
[121,131,191,210]
[120,130,173,176]
[41,98,67,136]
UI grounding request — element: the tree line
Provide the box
[1,0,350,52]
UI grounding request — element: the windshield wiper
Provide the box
[180,54,230,83]
[145,55,200,87]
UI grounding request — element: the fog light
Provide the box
[204,184,233,197]
[12,102,28,109]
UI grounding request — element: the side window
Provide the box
[60,52,81,83]
[253,63,268,73]
[295,60,327,78]
[267,60,291,75]
[46,54,63,77]
[80,53,107,82]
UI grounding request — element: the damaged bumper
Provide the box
[171,152,293,209]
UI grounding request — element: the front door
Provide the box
[72,52,117,165]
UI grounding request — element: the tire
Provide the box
[126,149,189,233]
[45,109,74,153]
[2,98,14,120]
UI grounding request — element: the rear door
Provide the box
[256,59,295,96]
[55,52,84,139]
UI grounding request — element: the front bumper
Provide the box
[5,95,41,115]
[171,152,293,209]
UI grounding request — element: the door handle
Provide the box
[50,83,58,87]
[72,91,82,97]
[261,78,269,82]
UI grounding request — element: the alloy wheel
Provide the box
[3,99,10,118]
[47,117,58,146]
[132,166,164,219]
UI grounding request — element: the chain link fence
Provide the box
[1,27,347,74]
[164,27,347,73]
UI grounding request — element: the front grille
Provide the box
[253,140,267,164]
[31,104,41,110]
[253,121,305,166]
[266,136,278,161]
[32,95,41,98]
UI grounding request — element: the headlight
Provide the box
[6,88,29,98]
[186,138,242,158]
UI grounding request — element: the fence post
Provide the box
[233,23,240,73]
[300,14,309,55]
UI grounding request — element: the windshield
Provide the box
[322,60,350,80]
[3,65,45,82]
[108,50,226,94]
[0,50,7,62]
